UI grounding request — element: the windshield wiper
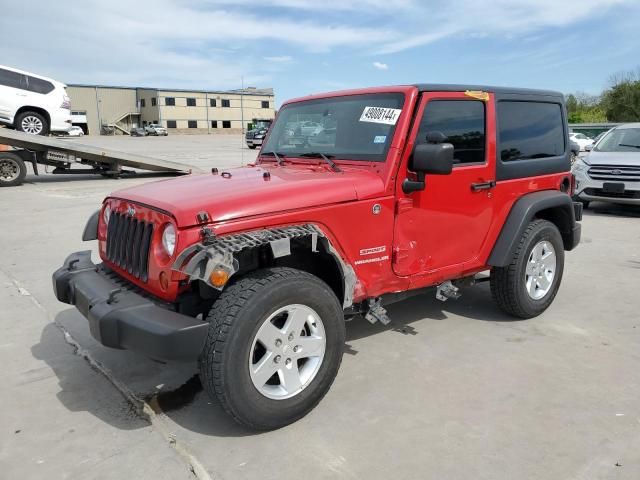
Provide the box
[261,151,285,166]
[298,152,342,172]
[618,144,640,149]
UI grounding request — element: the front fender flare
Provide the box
[172,223,358,308]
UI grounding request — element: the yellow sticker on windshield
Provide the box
[464,90,489,102]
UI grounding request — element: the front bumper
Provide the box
[246,138,264,147]
[52,251,208,361]
[573,171,640,205]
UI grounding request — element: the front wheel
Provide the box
[199,267,345,430]
[0,152,27,187]
[490,219,565,319]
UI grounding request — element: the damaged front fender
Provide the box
[171,224,357,308]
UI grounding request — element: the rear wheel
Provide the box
[490,219,564,318]
[199,267,345,430]
[15,111,49,136]
[0,152,27,187]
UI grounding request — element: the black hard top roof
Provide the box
[414,84,564,98]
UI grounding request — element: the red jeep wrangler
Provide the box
[53,85,582,430]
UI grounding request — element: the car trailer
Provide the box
[0,128,199,187]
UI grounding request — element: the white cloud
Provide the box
[376,0,634,54]
[0,0,636,93]
[264,56,294,63]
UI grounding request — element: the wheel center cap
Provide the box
[282,344,290,354]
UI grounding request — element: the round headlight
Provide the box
[103,205,111,225]
[162,224,176,257]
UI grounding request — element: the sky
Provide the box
[1,0,639,107]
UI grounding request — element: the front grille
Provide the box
[584,188,640,199]
[105,212,154,282]
[588,164,640,182]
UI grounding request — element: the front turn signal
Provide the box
[209,269,230,288]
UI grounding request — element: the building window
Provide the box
[211,120,217,128]
[416,100,486,165]
[222,99,230,108]
[261,101,269,109]
[188,120,198,129]
[165,97,175,106]
[210,98,217,107]
[151,97,157,106]
[167,120,177,128]
[222,120,231,128]
[140,99,146,108]
[187,97,196,107]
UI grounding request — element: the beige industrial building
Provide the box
[66,84,275,135]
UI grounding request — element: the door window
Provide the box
[416,100,486,165]
[0,68,24,89]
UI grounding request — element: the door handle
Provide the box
[470,180,496,192]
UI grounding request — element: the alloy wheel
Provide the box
[20,115,44,135]
[249,304,326,400]
[525,240,557,300]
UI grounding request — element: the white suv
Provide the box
[0,65,72,135]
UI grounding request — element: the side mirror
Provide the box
[412,142,454,175]
[402,139,454,193]
[585,144,593,151]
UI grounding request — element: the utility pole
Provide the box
[240,76,245,135]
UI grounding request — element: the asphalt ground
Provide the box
[1,135,639,479]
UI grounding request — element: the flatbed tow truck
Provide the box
[0,128,199,187]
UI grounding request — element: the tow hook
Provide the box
[435,281,461,302]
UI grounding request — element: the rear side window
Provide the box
[26,76,54,94]
[0,68,24,89]
[416,100,485,164]
[498,101,564,161]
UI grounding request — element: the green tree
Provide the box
[602,70,640,122]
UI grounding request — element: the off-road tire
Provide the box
[490,219,564,319]
[0,152,27,187]
[15,111,49,136]
[199,267,345,430]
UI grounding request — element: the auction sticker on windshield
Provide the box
[360,106,402,125]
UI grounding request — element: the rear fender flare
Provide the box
[488,190,577,267]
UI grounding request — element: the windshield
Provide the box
[595,128,640,152]
[261,93,405,162]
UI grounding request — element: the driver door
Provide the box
[393,91,497,281]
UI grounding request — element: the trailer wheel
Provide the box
[15,111,49,136]
[0,152,27,187]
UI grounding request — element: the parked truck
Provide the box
[53,84,582,430]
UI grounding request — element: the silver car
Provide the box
[572,123,640,207]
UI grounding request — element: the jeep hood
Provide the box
[110,165,385,227]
